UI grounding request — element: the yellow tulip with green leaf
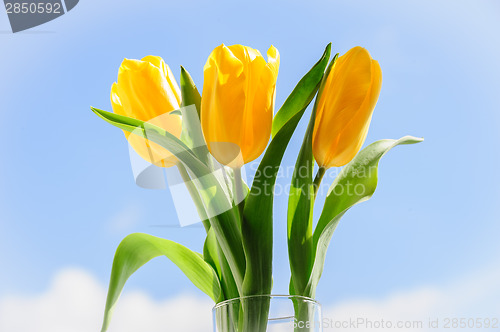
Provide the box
[110,56,182,168]
[91,43,423,332]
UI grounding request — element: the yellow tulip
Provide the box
[312,46,382,168]
[201,44,280,167]
[110,56,182,168]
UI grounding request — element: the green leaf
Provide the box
[179,66,210,165]
[242,43,332,296]
[203,228,239,301]
[176,163,211,232]
[271,43,332,137]
[178,64,239,231]
[303,136,424,297]
[287,53,338,296]
[203,228,221,279]
[178,68,242,301]
[101,233,221,332]
[180,66,202,115]
[91,107,197,162]
[287,110,316,296]
[91,107,246,295]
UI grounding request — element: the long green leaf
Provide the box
[287,112,316,296]
[203,228,240,301]
[271,43,332,137]
[203,228,221,279]
[287,53,338,296]
[178,69,241,301]
[242,43,332,296]
[303,136,424,297]
[101,233,221,332]
[91,107,246,294]
[180,66,202,116]
[179,66,210,165]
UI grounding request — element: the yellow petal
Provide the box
[328,59,381,165]
[202,45,246,163]
[313,46,382,168]
[141,55,182,106]
[111,57,183,168]
[140,55,164,69]
[110,82,124,115]
[266,45,280,80]
[214,44,245,84]
[201,44,277,165]
[116,58,180,121]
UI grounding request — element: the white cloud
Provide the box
[321,264,500,331]
[0,268,212,332]
[1,264,499,332]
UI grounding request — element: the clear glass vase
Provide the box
[213,295,322,332]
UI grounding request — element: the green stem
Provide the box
[233,167,245,217]
[312,166,326,199]
[177,163,210,232]
[179,162,242,306]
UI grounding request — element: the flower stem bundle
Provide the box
[92,42,422,332]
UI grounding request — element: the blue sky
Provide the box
[1,0,499,330]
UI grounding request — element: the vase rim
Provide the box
[213,294,320,310]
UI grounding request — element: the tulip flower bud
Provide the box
[312,46,382,168]
[201,44,280,167]
[110,56,182,168]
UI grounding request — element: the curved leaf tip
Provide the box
[302,135,423,297]
[100,233,221,332]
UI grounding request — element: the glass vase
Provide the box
[213,295,322,332]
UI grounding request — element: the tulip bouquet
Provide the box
[92,43,422,332]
